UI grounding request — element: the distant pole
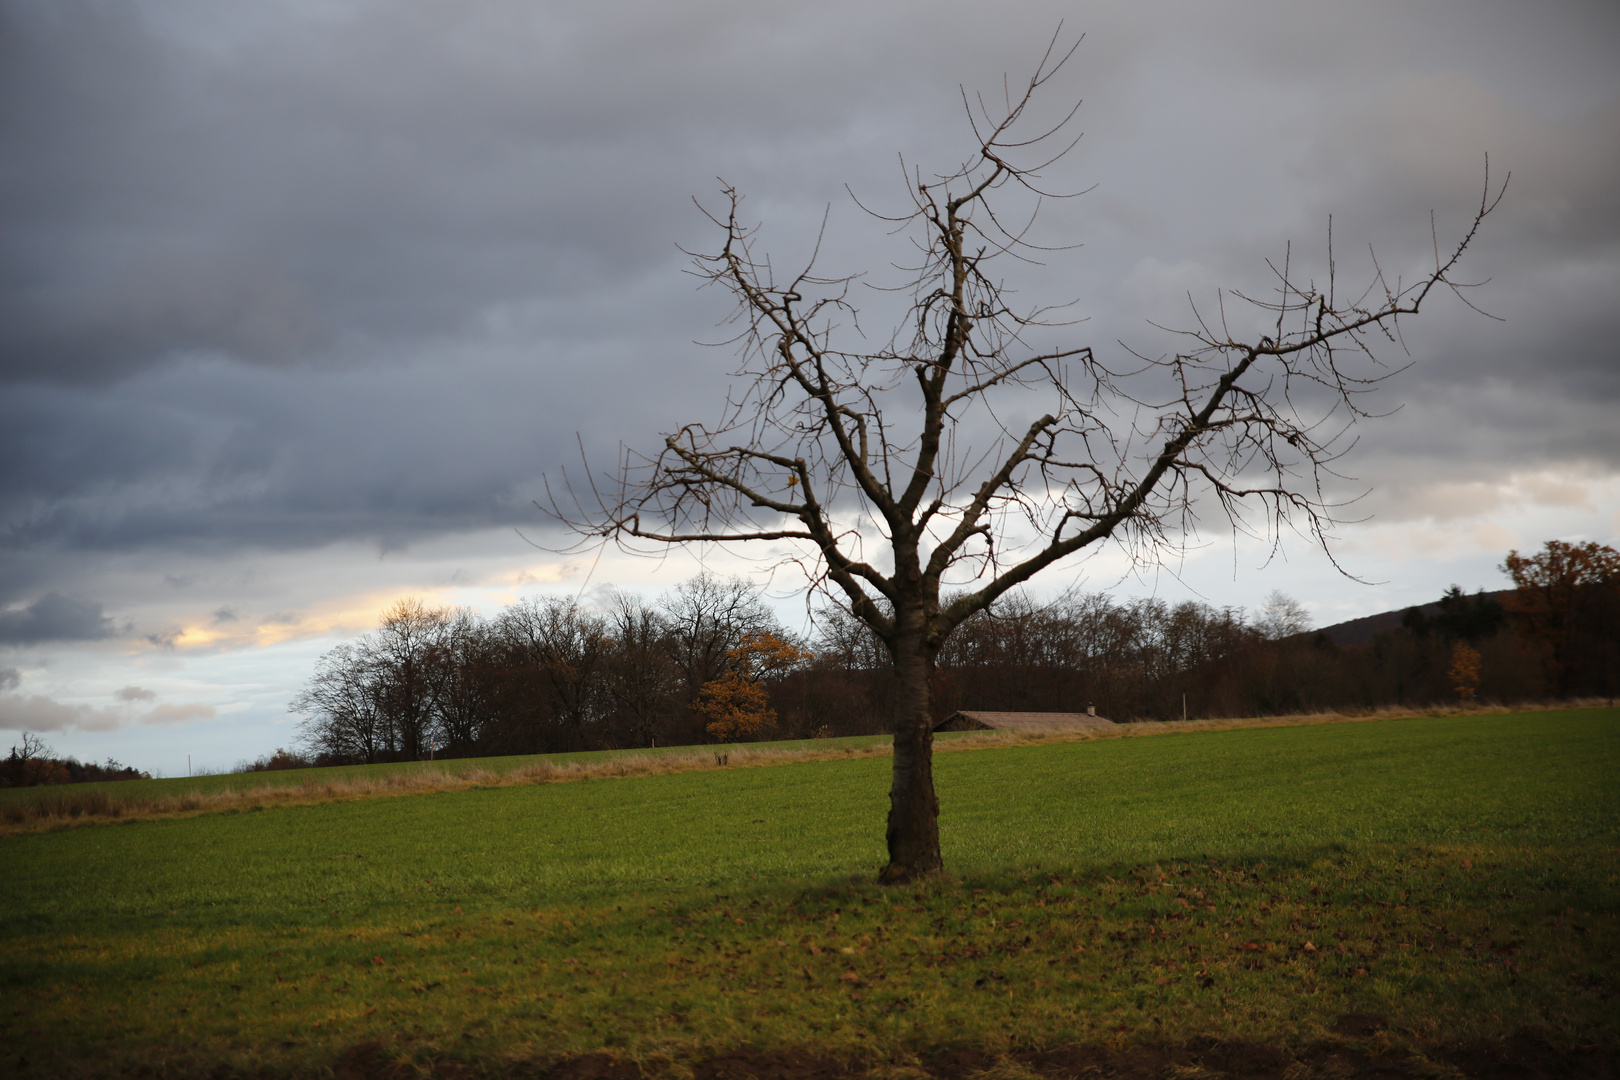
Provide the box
[188,754,192,778]
[1182,693,1187,722]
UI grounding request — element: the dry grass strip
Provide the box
[1,698,1608,838]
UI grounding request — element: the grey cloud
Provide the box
[0,667,17,691]
[0,593,116,644]
[1310,73,1620,256]
[1,0,1616,606]
[143,702,214,725]
[0,1,948,387]
[0,692,214,731]
[3,253,333,384]
[0,694,124,732]
[0,299,706,560]
[114,685,157,702]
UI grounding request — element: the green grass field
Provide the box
[1,709,1616,1078]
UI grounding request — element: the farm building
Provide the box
[934,710,1115,732]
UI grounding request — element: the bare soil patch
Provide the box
[321,1033,1617,1080]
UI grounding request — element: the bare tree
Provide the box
[658,573,781,706]
[496,596,612,748]
[12,731,52,765]
[370,597,454,761]
[810,603,889,672]
[292,641,389,763]
[1254,590,1313,642]
[601,589,677,747]
[555,37,1505,881]
[432,607,494,753]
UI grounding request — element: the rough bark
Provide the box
[881,634,943,882]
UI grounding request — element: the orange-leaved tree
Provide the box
[1447,641,1482,702]
[695,632,813,743]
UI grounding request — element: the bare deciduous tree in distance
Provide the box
[551,36,1506,882]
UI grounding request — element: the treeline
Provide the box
[0,734,150,788]
[292,574,796,763]
[288,541,1619,764]
[944,540,1613,718]
[290,573,1309,762]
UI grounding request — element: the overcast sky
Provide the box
[3,0,1617,774]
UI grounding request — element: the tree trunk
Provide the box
[880,639,942,883]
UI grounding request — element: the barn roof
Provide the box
[934,710,1115,732]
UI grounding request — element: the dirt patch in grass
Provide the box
[16,1036,1613,1080]
[310,1035,1619,1080]
[690,1049,855,1080]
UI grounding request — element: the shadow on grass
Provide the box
[9,843,1610,1079]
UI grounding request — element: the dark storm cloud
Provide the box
[0,341,671,566]
[0,592,116,645]
[0,0,997,582]
[0,4,332,382]
[1,0,1617,602]
[0,0,962,386]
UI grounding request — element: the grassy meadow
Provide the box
[0,708,1616,1077]
[0,731,908,817]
